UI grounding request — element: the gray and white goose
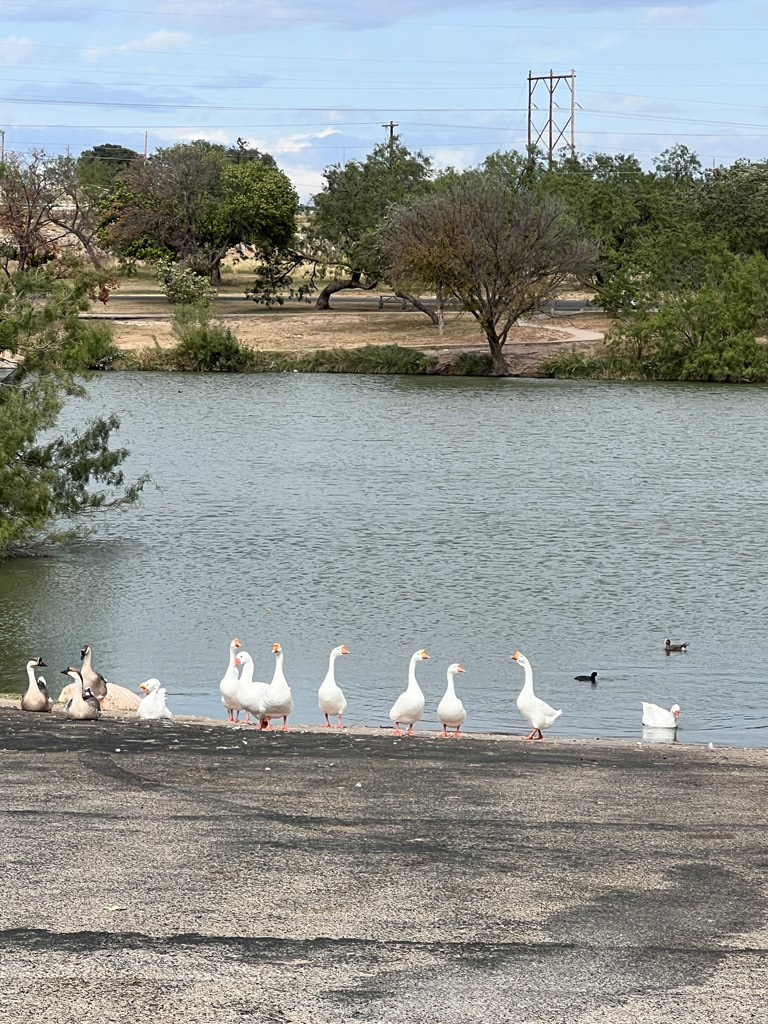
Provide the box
[61,668,102,721]
[21,657,52,712]
[79,644,109,705]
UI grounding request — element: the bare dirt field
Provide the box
[104,305,610,374]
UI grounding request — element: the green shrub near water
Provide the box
[116,333,439,375]
[170,303,251,372]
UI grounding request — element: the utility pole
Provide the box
[382,120,398,144]
[527,69,575,163]
[0,130,5,163]
[381,120,398,164]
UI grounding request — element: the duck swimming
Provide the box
[574,671,599,685]
[642,701,681,729]
[664,639,689,654]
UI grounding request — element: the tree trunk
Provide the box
[315,270,377,310]
[393,289,440,325]
[487,333,510,376]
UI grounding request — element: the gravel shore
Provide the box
[1,708,766,1023]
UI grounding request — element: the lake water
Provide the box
[2,370,767,748]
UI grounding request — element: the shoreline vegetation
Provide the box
[88,267,768,383]
[90,276,610,379]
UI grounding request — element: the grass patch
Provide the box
[114,342,439,375]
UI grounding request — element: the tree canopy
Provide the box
[103,140,298,280]
[0,266,147,556]
[380,171,596,374]
[309,137,433,308]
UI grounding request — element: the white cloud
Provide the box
[0,36,35,67]
[152,127,233,146]
[82,31,192,63]
[277,160,326,202]
[430,147,477,171]
[268,127,342,155]
[641,6,709,29]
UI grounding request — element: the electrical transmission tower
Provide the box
[527,69,575,162]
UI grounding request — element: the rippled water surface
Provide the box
[2,371,768,747]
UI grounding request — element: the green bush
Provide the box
[170,304,251,372]
[155,263,215,305]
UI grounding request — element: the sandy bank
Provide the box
[0,705,766,1023]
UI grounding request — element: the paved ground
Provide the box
[0,709,766,1023]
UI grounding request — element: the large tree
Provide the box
[605,227,768,381]
[310,137,433,309]
[0,266,146,556]
[0,150,107,273]
[379,172,596,374]
[103,140,298,282]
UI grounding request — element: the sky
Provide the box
[2,0,768,201]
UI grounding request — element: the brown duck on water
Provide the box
[664,638,689,654]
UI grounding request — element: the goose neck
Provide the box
[271,650,286,686]
[407,654,422,691]
[520,659,534,694]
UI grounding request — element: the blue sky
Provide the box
[2,1,767,200]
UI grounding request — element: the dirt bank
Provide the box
[107,309,609,375]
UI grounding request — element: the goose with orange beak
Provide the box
[219,637,243,722]
[511,650,563,740]
[257,643,293,731]
[318,644,350,728]
[389,649,429,737]
[436,662,467,738]
[137,677,173,720]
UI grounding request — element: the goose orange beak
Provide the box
[233,638,241,648]
[511,651,521,661]
[457,664,465,672]
[139,682,149,693]
[272,643,281,653]
[340,645,350,655]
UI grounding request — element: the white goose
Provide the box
[511,650,563,740]
[61,668,101,721]
[436,662,466,738]
[137,678,173,720]
[219,637,243,722]
[21,657,52,712]
[318,644,350,728]
[642,702,681,729]
[234,650,266,726]
[257,643,294,731]
[389,649,429,736]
